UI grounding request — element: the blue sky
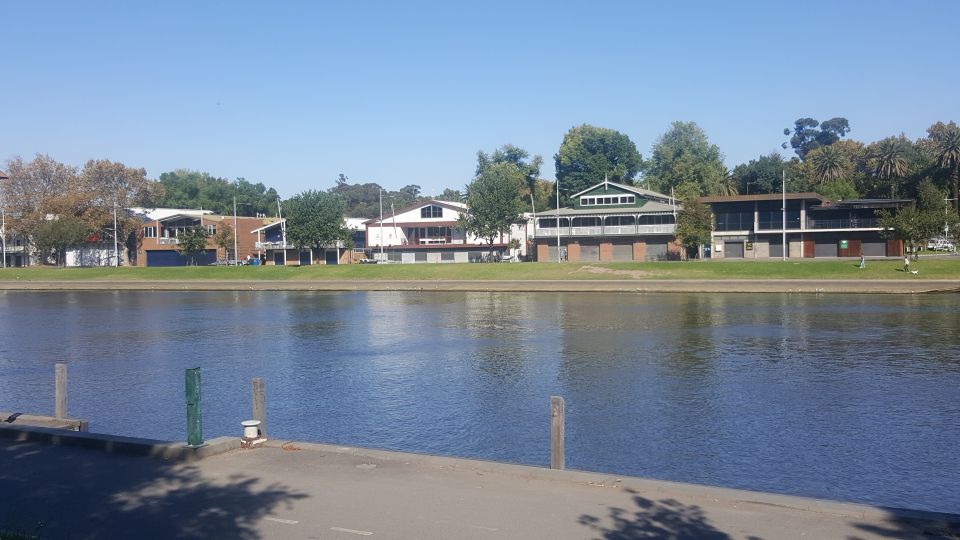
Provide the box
[3,1,958,197]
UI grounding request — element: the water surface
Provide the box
[1,290,958,513]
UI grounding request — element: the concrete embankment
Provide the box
[1,278,959,293]
[1,426,957,539]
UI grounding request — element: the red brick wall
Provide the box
[599,242,613,262]
[567,242,580,262]
[632,241,646,261]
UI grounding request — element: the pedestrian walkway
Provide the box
[2,437,958,539]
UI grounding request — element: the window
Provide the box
[420,205,443,218]
[143,226,157,238]
[206,225,216,235]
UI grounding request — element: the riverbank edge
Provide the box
[0,422,957,526]
[0,279,958,293]
[264,438,960,526]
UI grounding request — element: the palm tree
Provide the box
[870,137,909,199]
[809,145,847,184]
[933,126,960,214]
[716,175,738,196]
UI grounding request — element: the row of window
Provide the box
[580,195,635,206]
[537,215,675,228]
[143,225,217,238]
[408,226,453,238]
[420,205,444,218]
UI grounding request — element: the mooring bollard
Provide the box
[551,395,565,470]
[185,367,204,447]
[252,377,266,438]
[55,363,67,419]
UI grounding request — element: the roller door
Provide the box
[862,240,886,257]
[580,242,600,261]
[542,245,559,262]
[612,242,633,261]
[646,240,669,261]
[724,241,744,259]
[815,238,838,258]
[769,239,789,258]
[146,249,215,267]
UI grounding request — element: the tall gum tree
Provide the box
[554,125,643,205]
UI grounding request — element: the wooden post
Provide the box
[55,363,67,419]
[185,368,203,447]
[252,377,266,437]
[550,395,565,470]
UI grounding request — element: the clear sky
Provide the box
[3,1,958,197]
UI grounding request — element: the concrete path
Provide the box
[2,437,957,539]
[1,278,958,293]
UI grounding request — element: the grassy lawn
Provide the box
[1,257,959,281]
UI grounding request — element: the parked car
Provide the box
[927,238,956,251]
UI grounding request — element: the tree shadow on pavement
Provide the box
[847,513,960,540]
[0,439,306,539]
[578,488,736,540]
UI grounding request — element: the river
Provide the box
[1,290,958,513]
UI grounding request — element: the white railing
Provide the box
[158,237,179,245]
[636,224,676,234]
[256,241,288,249]
[535,224,675,237]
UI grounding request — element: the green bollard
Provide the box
[185,367,204,447]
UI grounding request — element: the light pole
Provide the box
[782,169,787,261]
[555,180,562,263]
[379,188,385,260]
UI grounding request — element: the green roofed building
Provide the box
[532,179,681,262]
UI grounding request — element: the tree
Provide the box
[477,144,543,213]
[645,121,726,199]
[868,136,910,199]
[31,216,92,267]
[176,227,209,266]
[458,162,526,257]
[159,170,279,217]
[554,125,643,204]
[730,153,788,195]
[212,222,234,261]
[808,145,849,184]
[81,159,164,264]
[675,198,712,260]
[284,190,349,251]
[783,117,850,159]
[433,188,464,203]
[930,122,960,214]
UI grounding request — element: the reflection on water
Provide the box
[1,290,958,513]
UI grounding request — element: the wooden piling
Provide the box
[550,395,565,470]
[252,377,266,437]
[55,363,67,419]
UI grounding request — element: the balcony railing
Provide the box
[256,241,288,249]
[805,218,880,229]
[536,224,675,237]
[157,237,179,245]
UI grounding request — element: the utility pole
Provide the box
[379,188,385,260]
[782,169,787,261]
[113,199,119,267]
[555,180,561,263]
[233,196,238,263]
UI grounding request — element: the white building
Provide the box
[365,200,528,263]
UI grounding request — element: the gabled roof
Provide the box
[251,219,285,233]
[363,199,468,225]
[551,200,679,216]
[570,180,673,203]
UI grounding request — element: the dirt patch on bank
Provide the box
[574,264,658,279]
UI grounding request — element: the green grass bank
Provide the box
[1,257,959,281]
